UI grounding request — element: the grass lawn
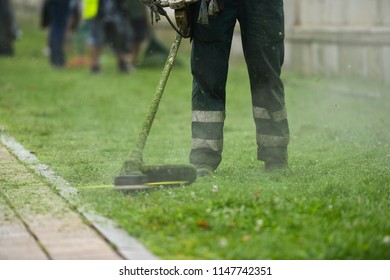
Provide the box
[1,17,389,259]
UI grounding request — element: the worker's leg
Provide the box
[239,0,289,169]
[189,0,238,171]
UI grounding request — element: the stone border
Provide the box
[0,127,158,260]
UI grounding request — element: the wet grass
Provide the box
[0,18,389,259]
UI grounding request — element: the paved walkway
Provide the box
[0,134,157,260]
[0,142,123,260]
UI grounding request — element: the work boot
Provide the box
[196,164,214,177]
[264,160,288,172]
[118,60,133,74]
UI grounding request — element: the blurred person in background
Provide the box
[41,0,72,68]
[87,0,170,73]
[0,0,19,56]
[88,0,134,73]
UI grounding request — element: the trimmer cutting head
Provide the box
[113,163,197,190]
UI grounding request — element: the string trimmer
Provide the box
[114,1,196,190]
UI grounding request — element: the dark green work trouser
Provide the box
[189,0,289,170]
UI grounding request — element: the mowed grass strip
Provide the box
[0,18,389,259]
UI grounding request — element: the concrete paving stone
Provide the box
[0,197,48,260]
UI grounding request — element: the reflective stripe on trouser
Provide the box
[253,106,289,162]
[190,110,225,169]
[190,0,288,167]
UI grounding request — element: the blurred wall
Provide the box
[284,0,390,83]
